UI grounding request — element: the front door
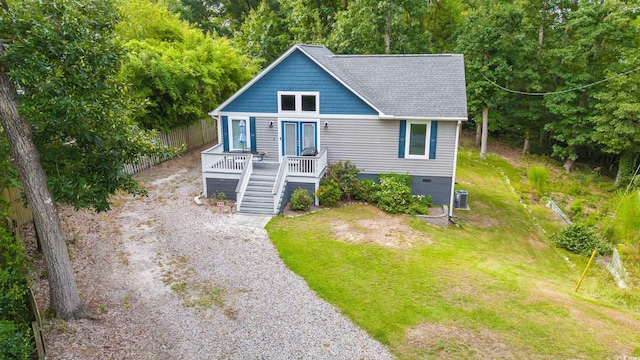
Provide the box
[282,121,316,156]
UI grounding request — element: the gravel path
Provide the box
[33,150,393,359]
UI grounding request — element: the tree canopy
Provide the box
[1,0,173,212]
[117,0,257,131]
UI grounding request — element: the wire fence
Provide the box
[2,119,217,231]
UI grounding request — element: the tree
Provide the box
[328,0,432,55]
[118,0,257,131]
[0,0,171,319]
[591,51,640,185]
[455,1,522,159]
[231,1,291,66]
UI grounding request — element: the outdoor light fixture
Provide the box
[269,121,274,128]
[324,122,328,129]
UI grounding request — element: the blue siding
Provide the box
[222,50,377,115]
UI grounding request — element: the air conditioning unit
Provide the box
[455,190,468,209]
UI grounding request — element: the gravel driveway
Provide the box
[34,149,393,359]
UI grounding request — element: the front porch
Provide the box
[201,144,328,214]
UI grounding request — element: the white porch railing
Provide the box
[201,144,251,173]
[272,157,289,213]
[235,154,254,209]
[286,148,328,177]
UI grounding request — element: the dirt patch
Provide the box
[404,322,516,359]
[328,206,431,249]
[453,200,504,228]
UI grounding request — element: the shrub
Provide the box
[552,222,611,256]
[315,180,343,207]
[325,161,360,200]
[377,173,412,187]
[528,166,549,197]
[355,179,375,202]
[368,174,432,215]
[289,188,313,211]
[0,227,34,359]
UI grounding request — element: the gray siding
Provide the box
[255,116,279,160]
[321,119,457,177]
[280,182,315,213]
[205,178,238,201]
[358,174,452,205]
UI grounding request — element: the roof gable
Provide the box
[215,47,378,115]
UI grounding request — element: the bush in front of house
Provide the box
[355,179,375,202]
[315,179,343,207]
[368,174,432,215]
[289,188,313,211]
[552,222,611,256]
[325,161,360,200]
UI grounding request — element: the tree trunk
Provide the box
[522,136,531,155]
[0,63,89,320]
[480,106,488,159]
[563,158,574,173]
[475,121,481,147]
[384,11,391,54]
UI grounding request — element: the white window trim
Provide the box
[228,116,250,151]
[278,91,320,115]
[404,120,431,159]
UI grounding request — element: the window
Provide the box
[281,95,296,111]
[229,118,250,151]
[402,120,437,159]
[408,123,428,156]
[278,92,319,114]
[301,95,317,112]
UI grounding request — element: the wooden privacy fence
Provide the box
[124,118,217,175]
[1,186,31,235]
[2,119,217,230]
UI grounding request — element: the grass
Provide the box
[266,148,640,359]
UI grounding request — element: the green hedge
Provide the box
[0,227,35,359]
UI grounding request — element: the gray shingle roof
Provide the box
[298,44,468,120]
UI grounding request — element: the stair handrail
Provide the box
[235,154,254,210]
[272,155,289,213]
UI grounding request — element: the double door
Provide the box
[282,121,317,156]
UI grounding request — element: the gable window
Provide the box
[281,95,296,111]
[278,92,319,114]
[301,95,317,112]
[399,120,437,159]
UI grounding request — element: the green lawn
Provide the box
[266,149,640,359]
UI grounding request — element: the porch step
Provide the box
[238,170,278,215]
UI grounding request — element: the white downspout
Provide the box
[449,121,462,218]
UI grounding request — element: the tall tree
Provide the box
[328,0,432,55]
[0,0,170,319]
[118,0,257,130]
[455,1,521,159]
[234,1,292,65]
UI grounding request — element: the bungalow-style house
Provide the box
[201,44,468,215]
